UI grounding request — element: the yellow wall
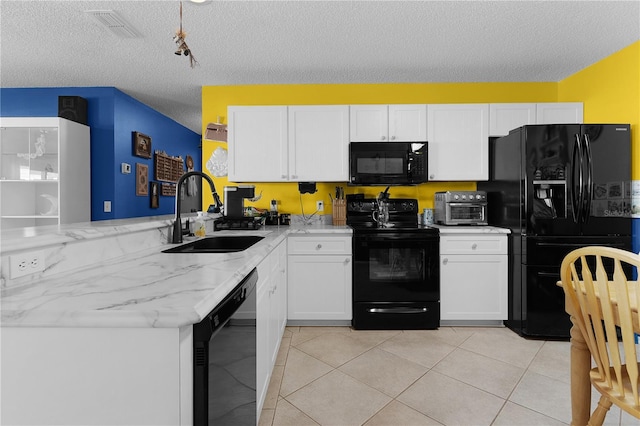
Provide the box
[559,40,640,179]
[201,82,557,214]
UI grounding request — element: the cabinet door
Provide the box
[228,106,288,181]
[427,104,489,181]
[440,254,508,321]
[349,105,388,142]
[536,103,583,124]
[288,105,349,181]
[489,103,536,136]
[388,104,427,142]
[288,255,352,320]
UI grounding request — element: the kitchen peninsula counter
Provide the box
[1,215,351,425]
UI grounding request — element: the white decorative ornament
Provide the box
[206,147,228,177]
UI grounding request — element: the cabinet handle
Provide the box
[281,175,287,179]
[472,243,478,250]
[381,136,386,141]
[316,244,322,250]
[291,175,297,179]
[442,258,448,265]
[390,135,396,140]
[429,174,435,180]
[344,258,350,264]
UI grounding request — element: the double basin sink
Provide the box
[162,235,264,254]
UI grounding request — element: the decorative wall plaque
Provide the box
[133,132,152,159]
[136,163,148,196]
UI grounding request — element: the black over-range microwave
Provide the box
[349,142,428,185]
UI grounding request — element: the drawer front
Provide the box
[288,236,352,255]
[440,235,507,255]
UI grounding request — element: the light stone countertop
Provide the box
[1,216,351,329]
[425,224,511,235]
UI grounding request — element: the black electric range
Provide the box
[347,198,440,330]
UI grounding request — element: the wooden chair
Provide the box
[560,246,640,425]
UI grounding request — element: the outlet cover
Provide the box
[9,250,46,279]
[316,201,324,212]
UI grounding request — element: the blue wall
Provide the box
[1,87,201,220]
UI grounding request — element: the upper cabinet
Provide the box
[427,104,489,181]
[288,105,349,182]
[489,102,584,136]
[0,117,90,230]
[228,106,288,182]
[536,102,583,125]
[489,103,537,137]
[350,104,427,142]
[228,105,348,182]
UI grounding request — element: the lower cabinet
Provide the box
[256,239,287,415]
[440,233,508,322]
[287,234,352,321]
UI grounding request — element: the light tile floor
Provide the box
[259,326,640,426]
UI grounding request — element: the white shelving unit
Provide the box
[0,117,90,229]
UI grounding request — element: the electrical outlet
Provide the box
[104,201,112,213]
[316,201,324,212]
[9,250,46,279]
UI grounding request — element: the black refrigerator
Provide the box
[478,124,632,339]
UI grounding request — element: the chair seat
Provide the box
[591,355,640,418]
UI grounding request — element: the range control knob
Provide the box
[476,194,482,200]
[454,194,460,200]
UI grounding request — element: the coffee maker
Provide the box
[223,185,255,218]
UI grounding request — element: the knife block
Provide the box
[332,199,346,226]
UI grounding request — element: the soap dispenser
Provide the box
[194,212,206,237]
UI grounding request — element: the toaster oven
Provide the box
[434,191,488,225]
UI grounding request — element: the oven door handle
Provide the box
[368,307,429,314]
[360,235,436,243]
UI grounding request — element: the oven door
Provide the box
[446,203,487,225]
[353,232,439,302]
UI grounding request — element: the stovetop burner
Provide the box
[347,198,422,230]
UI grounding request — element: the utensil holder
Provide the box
[332,199,346,226]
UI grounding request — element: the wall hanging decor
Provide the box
[161,182,177,196]
[133,132,152,159]
[150,181,159,208]
[154,150,184,182]
[136,163,149,196]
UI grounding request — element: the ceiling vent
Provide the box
[85,10,141,38]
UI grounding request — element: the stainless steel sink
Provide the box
[162,235,264,253]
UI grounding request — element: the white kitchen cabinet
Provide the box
[227,106,288,182]
[228,105,348,182]
[256,239,287,415]
[439,233,508,323]
[287,234,352,321]
[489,103,537,136]
[288,105,349,181]
[427,104,489,181]
[536,102,583,124]
[0,117,90,230]
[350,104,427,142]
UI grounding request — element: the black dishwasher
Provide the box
[193,268,258,425]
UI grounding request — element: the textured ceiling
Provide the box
[1,1,639,134]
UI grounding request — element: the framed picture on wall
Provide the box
[150,181,159,208]
[133,132,152,159]
[136,163,149,196]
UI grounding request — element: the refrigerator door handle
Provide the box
[570,133,583,224]
[582,133,594,225]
